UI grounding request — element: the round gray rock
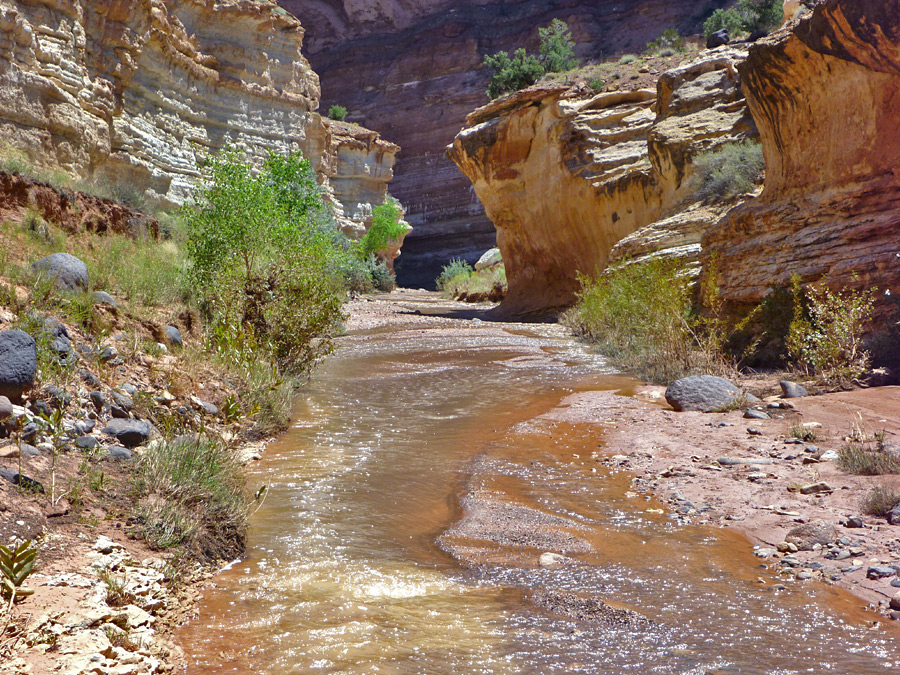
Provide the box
[92,291,117,306]
[101,418,151,448]
[474,247,502,271]
[107,446,133,461]
[0,395,12,420]
[780,380,808,398]
[0,330,38,400]
[163,326,183,347]
[31,253,89,292]
[664,375,742,413]
[785,520,837,551]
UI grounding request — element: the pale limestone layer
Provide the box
[703,0,900,314]
[448,48,754,318]
[0,0,399,239]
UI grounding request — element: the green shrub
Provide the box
[787,274,875,385]
[539,19,578,73]
[563,258,693,383]
[183,148,345,376]
[132,439,246,561]
[484,48,545,99]
[435,259,474,292]
[358,196,407,258]
[619,54,638,65]
[693,140,765,202]
[704,0,783,38]
[328,104,348,121]
[647,28,685,55]
[588,78,605,92]
[860,484,900,517]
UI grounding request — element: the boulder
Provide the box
[888,503,900,526]
[107,446,133,461]
[0,330,38,400]
[706,29,730,49]
[664,375,742,412]
[779,380,808,398]
[784,520,837,551]
[31,253,89,291]
[101,419,151,448]
[91,291,116,306]
[163,325,183,347]
[0,396,12,420]
[474,248,502,271]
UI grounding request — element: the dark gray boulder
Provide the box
[107,446,133,461]
[101,418,151,448]
[707,29,729,49]
[163,326,183,347]
[664,375,742,412]
[75,435,99,450]
[31,253,89,291]
[0,330,38,400]
[888,503,900,526]
[780,381,808,398]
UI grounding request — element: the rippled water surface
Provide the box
[176,297,900,674]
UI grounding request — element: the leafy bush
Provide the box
[860,484,900,517]
[358,196,407,259]
[787,275,875,385]
[619,54,638,65]
[183,148,345,376]
[435,259,474,292]
[704,0,783,38]
[484,48,545,99]
[693,140,765,202]
[647,28,685,55]
[563,258,693,383]
[328,104,348,121]
[538,19,578,73]
[133,439,246,561]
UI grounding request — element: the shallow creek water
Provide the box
[176,297,900,674]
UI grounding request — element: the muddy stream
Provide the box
[175,293,900,674]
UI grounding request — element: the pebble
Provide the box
[744,408,770,420]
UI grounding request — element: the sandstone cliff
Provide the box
[702,0,900,314]
[449,49,756,318]
[0,0,399,239]
[281,0,733,287]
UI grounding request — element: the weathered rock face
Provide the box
[703,0,900,312]
[449,49,755,318]
[281,0,733,287]
[0,0,398,237]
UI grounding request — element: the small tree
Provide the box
[358,196,407,259]
[484,48,545,99]
[538,19,577,73]
[327,105,348,121]
[704,0,783,38]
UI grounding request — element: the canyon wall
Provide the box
[0,0,398,238]
[703,0,900,313]
[449,49,755,318]
[280,0,732,287]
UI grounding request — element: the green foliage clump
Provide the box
[704,0,784,38]
[787,274,876,386]
[133,439,247,561]
[860,484,900,516]
[183,148,345,376]
[484,48,545,100]
[564,258,693,383]
[538,19,578,73]
[693,140,765,202]
[618,54,638,65]
[484,19,577,99]
[837,442,900,476]
[436,259,474,293]
[1,539,36,602]
[358,196,407,258]
[328,104,348,121]
[646,28,685,55]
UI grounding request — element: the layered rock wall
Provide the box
[449,49,755,318]
[281,0,733,287]
[703,0,900,313]
[0,0,398,237]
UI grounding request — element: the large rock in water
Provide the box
[0,330,38,400]
[102,419,151,448]
[665,375,742,412]
[31,253,89,292]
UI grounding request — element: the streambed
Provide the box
[175,292,900,674]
